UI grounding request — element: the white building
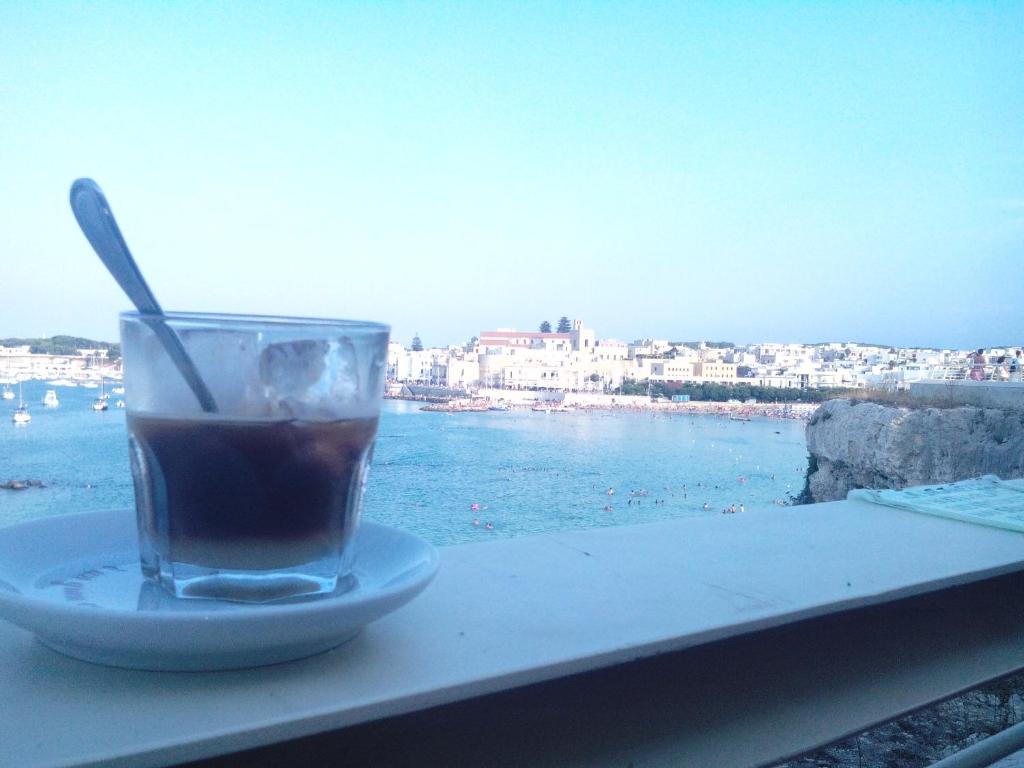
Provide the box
[0,346,117,381]
[385,325,1002,396]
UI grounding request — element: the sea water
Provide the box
[0,382,809,545]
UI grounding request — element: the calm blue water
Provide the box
[0,384,809,545]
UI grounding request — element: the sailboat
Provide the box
[12,382,30,424]
[92,379,109,411]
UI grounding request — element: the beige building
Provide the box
[693,362,738,381]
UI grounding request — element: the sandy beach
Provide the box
[407,395,820,420]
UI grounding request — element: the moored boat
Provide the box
[42,390,59,408]
[12,382,30,424]
[92,379,109,411]
[92,378,113,411]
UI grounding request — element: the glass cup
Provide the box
[120,311,390,603]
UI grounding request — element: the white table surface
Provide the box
[2,498,1024,768]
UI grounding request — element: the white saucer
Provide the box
[0,510,439,671]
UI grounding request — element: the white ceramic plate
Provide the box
[0,510,439,670]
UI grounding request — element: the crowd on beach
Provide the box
[418,397,818,420]
[644,400,818,420]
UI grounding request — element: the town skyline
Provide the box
[385,323,1022,394]
[2,324,1019,356]
[6,321,1018,396]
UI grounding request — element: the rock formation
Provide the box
[802,399,1024,504]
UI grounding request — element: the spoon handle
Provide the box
[70,179,219,413]
[70,179,162,314]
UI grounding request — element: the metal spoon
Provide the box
[69,178,218,413]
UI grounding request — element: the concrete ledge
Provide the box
[184,570,1024,768]
[911,380,1024,409]
[4,499,1024,767]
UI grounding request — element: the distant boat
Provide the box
[488,404,511,411]
[115,399,126,409]
[111,384,125,395]
[12,382,30,424]
[42,389,59,408]
[1,384,13,401]
[92,380,109,411]
[82,380,99,389]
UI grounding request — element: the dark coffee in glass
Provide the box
[121,312,389,602]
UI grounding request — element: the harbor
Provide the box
[1,375,124,425]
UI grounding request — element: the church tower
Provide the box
[570,319,595,352]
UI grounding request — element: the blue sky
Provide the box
[1,2,1021,349]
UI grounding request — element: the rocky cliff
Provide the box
[802,398,1024,503]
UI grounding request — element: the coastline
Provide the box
[388,394,819,421]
